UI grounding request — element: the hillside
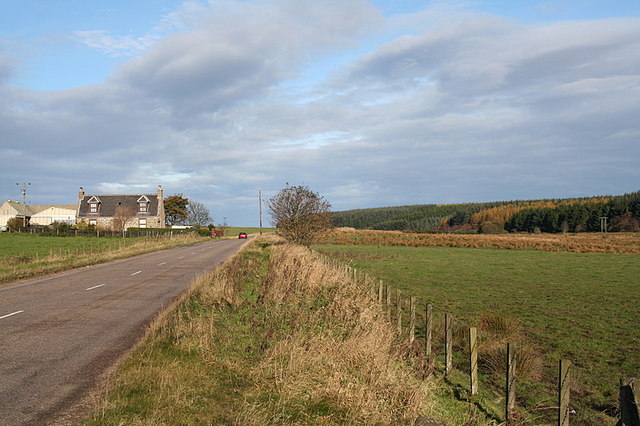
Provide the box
[333,191,640,234]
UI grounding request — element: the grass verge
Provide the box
[0,232,210,284]
[85,236,495,425]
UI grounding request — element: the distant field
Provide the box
[325,228,640,253]
[222,226,274,236]
[314,240,640,424]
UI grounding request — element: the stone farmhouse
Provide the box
[76,186,166,230]
[0,201,76,228]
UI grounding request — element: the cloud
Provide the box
[1,2,639,225]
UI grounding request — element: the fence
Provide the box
[320,254,639,425]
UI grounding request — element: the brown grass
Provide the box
[89,236,489,425]
[323,228,640,254]
[244,243,436,425]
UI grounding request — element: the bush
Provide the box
[478,221,507,234]
[6,217,24,231]
[51,221,72,232]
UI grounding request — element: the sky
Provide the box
[1,0,639,226]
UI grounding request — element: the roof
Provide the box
[1,201,36,216]
[78,194,160,217]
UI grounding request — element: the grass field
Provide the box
[314,239,640,424]
[0,232,209,284]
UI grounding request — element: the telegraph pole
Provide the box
[259,189,263,235]
[600,217,608,233]
[16,182,31,227]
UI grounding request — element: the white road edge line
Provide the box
[131,271,142,276]
[85,284,105,291]
[158,262,166,266]
[0,310,24,320]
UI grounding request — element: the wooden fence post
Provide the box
[558,359,571,426]
[445,313,452,376]
[409,296,416,344]
[396,289,402,335]
[386,284,392,320]
[425,304,433,357]
[378,281,383,303]
[506,343,517,424]
[469,327,478,395]
[619,378,640,425]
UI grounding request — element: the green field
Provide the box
[0,232,140,259]
[0,232,209,283]
[314,243,640,424]
[222,226,274,236]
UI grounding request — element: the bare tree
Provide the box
[187,200,212,227]
[112,205,136,236]
[268,184,333,245]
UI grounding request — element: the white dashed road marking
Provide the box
[0,310,24,320]
[131,271,142,276]
[85,284,105,291]
[158,262,166,266]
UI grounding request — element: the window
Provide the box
[87,196,101,214]
[137,195,150,213]
[139,218,147,228]
[89,219,97,226]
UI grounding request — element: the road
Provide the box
[0,238,247,425]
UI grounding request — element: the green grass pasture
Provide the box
[1,232,138,259]
[314,243,640,424]
[0,232,208,283]
[222,226,274,236]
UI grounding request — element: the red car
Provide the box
[238,232,248,239]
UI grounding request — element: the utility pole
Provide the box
[600,217,608,233]
[16,182,31,227]
[258,189,263,235]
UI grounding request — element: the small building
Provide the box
[76,186,166,230]
[0,200,33,228]
[30,205,77,226]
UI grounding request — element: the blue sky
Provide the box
[1,0,639,226]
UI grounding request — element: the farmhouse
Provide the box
[76,186,166,230]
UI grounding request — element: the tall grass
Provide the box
[87,236,493,425]
[325,228,640,254]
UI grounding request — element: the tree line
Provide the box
[332,191,640,234]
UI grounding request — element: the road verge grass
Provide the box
[86,236,494,425]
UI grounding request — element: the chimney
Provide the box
[157,185,166,227]
[78,187,85,201]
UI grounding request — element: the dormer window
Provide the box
[87,196,101,214]
[137,195,150,213]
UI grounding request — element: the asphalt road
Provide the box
[0,238,247,425]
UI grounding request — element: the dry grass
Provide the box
[87,236,488,425]
[324,228,640,254]
[477,313,543,382]
[245,243,435,425]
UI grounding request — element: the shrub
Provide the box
[6,217,24,231]
[478,221,507,234]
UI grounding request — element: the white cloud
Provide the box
[1,2,639,225]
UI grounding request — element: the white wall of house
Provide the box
[0,201,27,228]
[30,206,77,226]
